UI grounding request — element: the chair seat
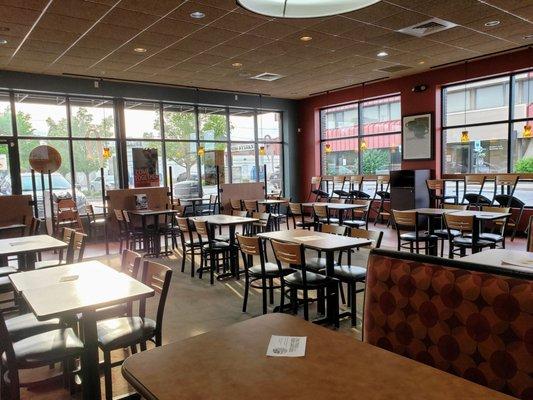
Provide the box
[0,266,18,277]
[333,190,350,197]
[375,191,390,199]
[333,265,366,281]
[34,259,65,269]
[464,233,504,242]
[0,276,12,293]
[453,237,493,247]
[97,316,156,350]
[295,221,314,228]
[463,193,491,205]
[249,262,292,277]
[3,328,83,368]
[306,257,338,272]
[5,313,62,342]
[203,241,230,250]
[400,232,436,241]
[312,189,329,198]
[184,238,202,247]
[342,219,366,228]
[349,191,370,199]
[214,234,230,242]
[284,271,329,287]
[433,229,461,238]
[318,217,339,224]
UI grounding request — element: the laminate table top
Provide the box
[17,261,154,320]
[461,249,533,271]
[122,313,513,400]
[128,209,181,216]
[0,234,67,257]
[257,229,371,251]
[191,214,258,226]
[301,202,367,210]
[258,199,288,205]
[450,210,511,220]
[403,207,458,216]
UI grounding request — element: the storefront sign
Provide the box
[132,148,160,188]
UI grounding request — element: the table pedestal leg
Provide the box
[80,310,101,400]
[313,251,339,327]
[216,225,239,281]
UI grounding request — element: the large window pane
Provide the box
[259,142,282,193]
[230,109,255,141]
[362,96,401,135]
[321,139,358,176]
[73,140,118,208]
[15,94,68,137]
[200,142,228,195]
[443,124,508,173]
[126,141,164,188]
[163,104,196,140]
[360,134,401,174]
[0,92,12,136]
[258,111,282,142]
[70,98,115,138]
[231,142,256,183]
[124,101,161,139]
[199,107,227,141]
[444,77,509,126]
[165,141,199,199]
[320,104,358,139]
[512,120,533,173]
[514,72,533,119]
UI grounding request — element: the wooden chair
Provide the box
[433,204,468,257]
[348,175,370,199]
[193,219,231,285]
[55,198,84,234]
[230,199,243,211]
[34,227,76,269]
[392,210,437,254]
[443,213,495,258]
[85,204,105,238]
[201,194,218,215]
[462,174,491,208]
[114,209,130,253]
[176,217,201,277]
[426,179,457,207]
[29,217,41,236]
[492,175,524,241]
[123,210,147,252]
[313,204,338,227]
[97,260,172,400]
[309,176,328,202]
[0,310,83,400]
[371,175,390,225]
[288,202,314,230]
[476,206,510,249]
[243,200,259,216]
[251,212,272,234]
[333,228,383,326]
[237,235,293,314]
[331,175,348,199]
[271,240,338,326]
[342,199,371,230]
[306,224,345,273]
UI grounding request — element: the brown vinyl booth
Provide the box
[363,249,533,400]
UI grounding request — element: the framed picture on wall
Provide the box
[402,113,433,161]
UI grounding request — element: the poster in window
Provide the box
[132,148,160,188]
[402,113,433,160]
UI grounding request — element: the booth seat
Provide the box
[363,249,533,400]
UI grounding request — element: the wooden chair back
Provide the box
[465,174,486,186]
[426,179,445,191]
[114,209,124,222]
[313,204,328,219]
[271,240,303,265]
[444,213,474,232]
[495,174,519,188]
[86,204,96,223]
[230,199,243,211]
[121,249,142,278]
[236,234,261,256]
[176,217,190,232]
[321,224,346,235]
[350,228,383,249]
[350,175,364,187]
[289,202,303,216]
[352,199,371,212]
[443,203,468,211]
[329,198,346,204]
[311,176,322,186]
[171,204,185,217]
[392,210,417,228]
[139,260,172,346]
[29,217,41,236]
[192,219,209,239]
[243,200,258,213]
[67,231,87,264]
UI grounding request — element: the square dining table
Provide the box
[10,260,154,400]
[302,202,368,224]
[128,209,182,257]
[257,229,371,325]
[0,234,67,270]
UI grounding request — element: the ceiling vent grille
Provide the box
[251,72,284,82]
[397,18,457,37]
[377,65,411,73]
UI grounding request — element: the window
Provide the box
[70,98,115,138]
[320,95,401,176]
[199,107,227,141]
[0,92,12,136]
[200,142,229,195]
[442,70,533,204]
[163,105,195,140]
[15,94,68,137]
[124,101,160,139]
[230,109,255,141]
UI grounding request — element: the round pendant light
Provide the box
[237,0,380,18]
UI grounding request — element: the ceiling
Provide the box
[0,0,531,99]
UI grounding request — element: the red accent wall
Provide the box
[296,47,533,201]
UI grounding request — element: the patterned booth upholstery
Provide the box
[363,249,533,400]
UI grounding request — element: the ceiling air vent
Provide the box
[397,18,457,37]
[250,72,284,82]
[377,65,411,73]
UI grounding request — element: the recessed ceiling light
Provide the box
[484,20,500,27]
[133,47,147,53]
[0,39,7,45]
[190,11,205,19]
[300,36,312,42]
[232,62,243,68]
[418,60,426,65]
[523,34,533,40]
[377,51,388,57]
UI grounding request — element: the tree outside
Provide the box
[361,149,389,174]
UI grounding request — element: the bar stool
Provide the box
[426,179,457,207]
[462,174,492,209]
[491,174,524,241]
[371,175,390,225]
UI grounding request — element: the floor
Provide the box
[11,219,527,399]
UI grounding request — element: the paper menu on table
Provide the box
[501,258,533,268]
[266,335,307,357]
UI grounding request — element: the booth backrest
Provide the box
[363,249,533,400]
